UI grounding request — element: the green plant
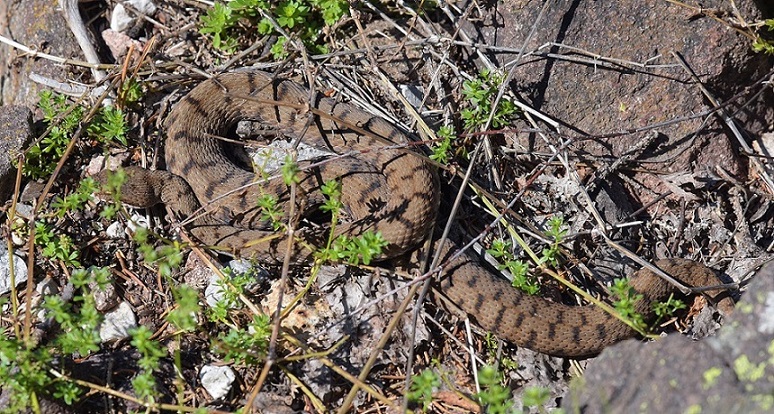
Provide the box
[50,178,99,218]
[750,18,774,54]
[208,265,261,323]
[430,125,455,164]
[522,386,551,409]
[25,90,85,179]
[0,267,111,412]
[540,216,566,267]
[118,78,143,106]
[199,0,349,57]
[198,3,238,52]
[487,239,539,295]
[281,154,301,186]
[129,325,167,403]
[133,228,185,279]
[460,69,518,131]
[88,106,128,147]
[43,268,106,356]
[214,314,271,365]
[407,369,440,411]
[326,230,388,266]
[167,285,201,333]
[96,168,129,220]
[314,180,389,266]
[257,194,285,230]
[475,365,516,414]
[26,91,130,179]
[482,333,519,371]
[610,278,646,332]
[35,222,81,268]
[652,293,686,325]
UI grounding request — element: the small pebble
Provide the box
[0,245,27,295]
[99,301,137,342]
[200,365,235,400]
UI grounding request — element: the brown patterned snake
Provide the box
[101,71,734,358]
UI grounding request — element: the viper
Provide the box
[97,71,734,358]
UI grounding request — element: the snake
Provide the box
[100,71,734,358]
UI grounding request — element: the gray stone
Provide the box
[90,279,119,312]
[563,262,774,413]
[0,244,26,295]
[199,364,235,400]
[0,0,83,106]
[99,301,137,342]
[0,105,32,202]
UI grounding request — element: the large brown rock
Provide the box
[464,0,773,205]
[0,0,86,106]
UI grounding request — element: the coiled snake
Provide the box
[101,71,733,357]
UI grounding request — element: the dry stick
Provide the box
[423,143,486,398]
[7,156,25,340]
[671,51,774,194]
[481,0,552,190]
[532,42,680,70]
[59,0,107,81]
[244,163,300,414]
[443,1,505,190]
[332,18,441,412]
[0,34,115,70]
[336,282,422,413]
[48,369,233,414]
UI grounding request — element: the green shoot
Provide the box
[430,125,455,164]
[166,285,201,333]
[407,369,440,411]
[26,91,130,179]
[50,178,99,218]
[199,0,349,57]
[281,154,301,186]
[610,278,646,332]
[540,215,566,267]
[214,314,271,365]
[129,326,166,402]
[35,222,81,268]
[652,293,687,326]
[487,239,540,295]
[327,231,388,266]
[475,365,516,414]
[256,194,284,231]
[207,266,260,323]
[460,69,518,131]
[88,106,129,146]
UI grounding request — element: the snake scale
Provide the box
[103,71,733,358]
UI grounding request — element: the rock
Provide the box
[0,244,26,295]
[199,364,235,400]
[110,0,157,32]
[563,262,774,413]
[467,0,773,207]
[0,105,32,202]
[0,0,85,106]
[99,301,137,342]
[203,261,265,308]
[90,279,119,312]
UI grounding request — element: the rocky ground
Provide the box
[0,0,773,413]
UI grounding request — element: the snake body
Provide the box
[106,71,732,357]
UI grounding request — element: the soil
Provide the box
[0,0,773,413]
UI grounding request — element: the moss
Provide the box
[702,367,722,390]
[683,404,702,414]
[733,355,766,382]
